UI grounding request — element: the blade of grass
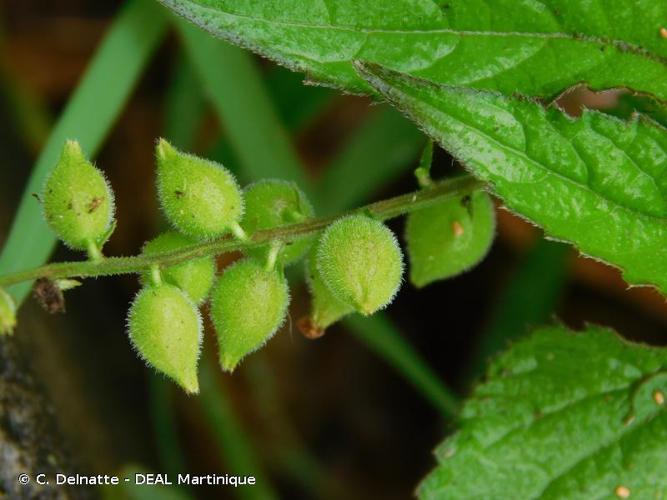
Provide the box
[162,52,207,150]
[149,376,189,477]
[465,239,569,381]
[244,354,352,499]
[203,68,334,183]
[317,107,425,214]
[0,0,168,305]
[176,19,310,190]
[199,357,278,500]
[265,66,334,132]
[344,315,459,418]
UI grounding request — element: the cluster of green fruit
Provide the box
[42,140,495,393]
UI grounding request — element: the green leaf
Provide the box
[610,93,667,130]
[159,0,667,100]
[344,314,459,418]
[419,324,667,499]
[316,107,425,214]
[175,19,310,190]
[199,359,278,500]
[357,64,667,293]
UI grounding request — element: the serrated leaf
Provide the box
[611,93,667,130]
[419,324,667,499]
[357,63,667,293]
[160,0,667,100]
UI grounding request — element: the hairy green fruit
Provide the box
[0,288,16,335]
[141,231,215,303]
[304,244,354,336]
[210,259,290,372]
[156,139,243,240]
[241,179,315,265]
[317,215,403,315]
[42,140,115,252]
[128,284,202,393]
[406,191,496,287]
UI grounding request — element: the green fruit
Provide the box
[317,215,403,315]
[0,288,17,335]
[128,284,202,393]
[241,179,315,265]
[156,139,243,240]
[405,191,496,287]
[141,231,215,304]
[304,243,353,334]
[210,259,290,372]
[42,140,115,251]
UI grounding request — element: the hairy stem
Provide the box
[0,175,482,288]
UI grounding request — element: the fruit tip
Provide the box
[182,380,200,395]
[357,299,377,316]
[156,138,175,160]
[63,139,83,156]
[220,354,240,373]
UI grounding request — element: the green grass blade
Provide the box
[176,19,310,190]
[265,66,334,132]
[317,107,424,214]
[344,315,459,418]
[199,358,278,500]
[0,0,168,304]
[149,376,189,477]
[162,53,207,149]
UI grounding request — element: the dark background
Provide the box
[0,2,665,499]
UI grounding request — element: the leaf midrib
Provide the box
[168,1,666,65]
[538,411,665,497]
[469,386,627,450]
[576,123,665,205]
[396,86,667,221]
[459,377,665,498]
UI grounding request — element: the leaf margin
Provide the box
[354,61,667,294]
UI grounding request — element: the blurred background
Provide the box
[0,1,665,499]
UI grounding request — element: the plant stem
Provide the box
[0,175,482,288]
[265,241,283,272]
[86,241,103,262]
[230,221,249,241]
[415,141,435,189]
[149,264,162,287]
